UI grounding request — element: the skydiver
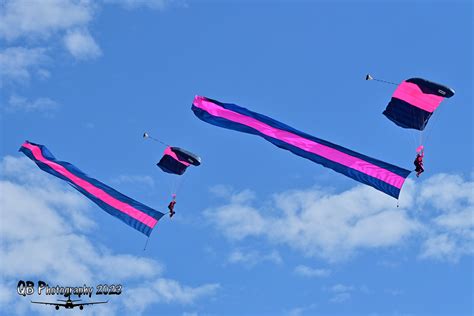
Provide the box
[168,196,176,218]
[414,150,424,177]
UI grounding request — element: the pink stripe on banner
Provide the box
[22,142,158,228]
[164,147,191,166]
[193,96,405,189]
[392,81,443,113]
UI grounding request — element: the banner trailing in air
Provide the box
[192,96,411,199]
[20,141,164,236]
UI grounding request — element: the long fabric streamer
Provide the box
[192,96,411,199]
[20,141,164,236]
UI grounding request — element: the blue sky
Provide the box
[0,1,472,315]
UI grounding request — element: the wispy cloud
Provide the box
[6,95,59,114]
[416,173,474,261]
[287,303,317,316]
[328,284,355,303]
[0,0,97,85]
[294,265,330,278]
[205,183,420,261]
[228,249,282,267]
[0,47,49,84]
[205,173,473,262]
[0,0,176,115]
[64,28,102,60]
[124,280,219,314]
[0,0,94,41]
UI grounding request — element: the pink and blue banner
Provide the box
[20,141,164,236]
[192,96,411,199]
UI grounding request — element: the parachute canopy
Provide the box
[20,141,164,236]
[383,78,455,131]
[157,146,201,175]
[192,96,411,199]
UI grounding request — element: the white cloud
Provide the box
[205,198,266,241]
[205,184,419,261]
[418,174,473,211]
[228,249,282,267]
[0,0,174,102]
[0,156,219,315]
[124,279,219,314]
[330,284,354,293]
[416,173,474,261]
[384,288,404,296]
[6,95,59,113]
[209,184,234,199]
[287,304,317,316]
[63,29,102,60]
[0,0,97,87]
[0,0,94,40]
[0,47,49,84]
[205,173,473,262]
[330,292,351,303]
[328,284,355,304]
[294,265,330,278]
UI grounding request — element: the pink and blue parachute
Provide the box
[192,96,411,199]
[383,78,455,131]
[20,141,164,236]
[157,146,201,175]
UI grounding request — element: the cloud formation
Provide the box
[0,47,49,84]
[228,249,282,267]
[0,0,98,92]
[63,29,102,60]
[6,95,59,113]
[205,173,473,262]
[294,265,330,278]
[0,0,94,41]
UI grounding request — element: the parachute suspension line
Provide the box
[422,104,446,148]
[371,78,399,86]
[169,176,181,200]
[170,172,188,199]
[420,130,423,148]
[365,74,399,86]
[404,125,418,153]
[409,132,418,152]
[143,236,150,251]
[143,132,170,147]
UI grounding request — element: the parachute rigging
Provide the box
[143,132,201,216]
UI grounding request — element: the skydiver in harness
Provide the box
[414,149,424,177]
[168,194,176,218]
